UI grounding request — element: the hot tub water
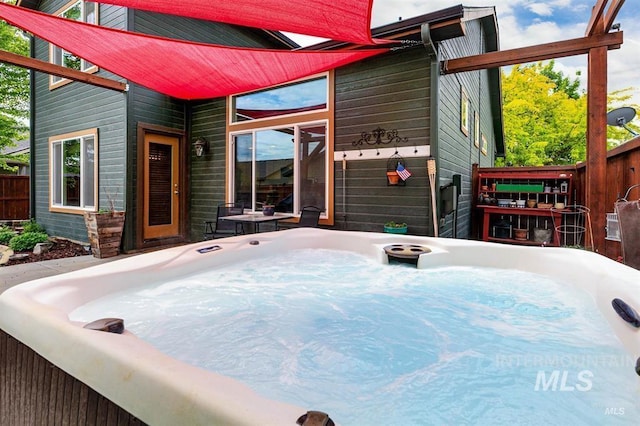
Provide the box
[70,248,639,424]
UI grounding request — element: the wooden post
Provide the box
[586,45,608,252]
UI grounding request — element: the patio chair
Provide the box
[278,205,323,230]
[203,202,244,239]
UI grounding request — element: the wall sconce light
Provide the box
[193,137,209,158]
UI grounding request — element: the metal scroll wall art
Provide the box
[352,127,409,147]
[352,127,411,186]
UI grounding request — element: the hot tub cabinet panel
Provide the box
[0,330,145,426]
[2,228,640,425]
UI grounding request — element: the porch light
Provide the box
[193,137,209,158]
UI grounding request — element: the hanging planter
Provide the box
[386,170,400,185]
[386,153,406,186]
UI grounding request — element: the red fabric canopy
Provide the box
[0,3,386,100]
[93,0,383,45]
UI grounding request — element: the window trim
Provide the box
[227,72,334,225]
[49,0,99,90]
[49,128,99,214]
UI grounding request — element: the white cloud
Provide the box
[527,3,554,17]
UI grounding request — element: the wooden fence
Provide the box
[575,136,640,261]
[0,175,29,220]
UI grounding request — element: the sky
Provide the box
[287,0,640,127]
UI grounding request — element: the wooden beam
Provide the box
[0,49,128,93]
[441,31,622,74]
[585,0,608,36]
[586,46,609,253]
[604,0,625,33]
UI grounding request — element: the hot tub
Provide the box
[1,228,640,425]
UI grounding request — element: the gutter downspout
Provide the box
[423,23,440,237]
[29,34,35,219]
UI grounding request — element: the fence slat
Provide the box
[0,175,29,220]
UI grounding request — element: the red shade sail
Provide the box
[0,3,386,100]
[92,0,382,45]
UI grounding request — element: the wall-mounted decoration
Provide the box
[481,133,488,156]
[386,152,409,186]
[474,111,480,148]
[460,87,469,136]
[353,127,408,147]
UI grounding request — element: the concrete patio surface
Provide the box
[0,254,125,294]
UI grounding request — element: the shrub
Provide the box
[0,226,17,245]
[9,232,49,252]
[21,219,46,234]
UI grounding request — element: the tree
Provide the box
[499,62,587,166]
[0,10,30,172]
[540,60,582,100]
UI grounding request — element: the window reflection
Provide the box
[233,76,327,122]
[232,123,327,214]
[299,125,326,209]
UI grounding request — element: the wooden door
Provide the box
[143,133,180,239]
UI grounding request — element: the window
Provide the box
[460,86,469,136]
[50,1,98,87]
[50,129,98,212]
[231,76,328,123]
[228,74,331,218]
[231,122,327,214]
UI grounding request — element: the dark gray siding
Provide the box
[436,19,498,239]
[188,100,228,241]
[32,1,287,248]
[33,2,128,243]
[335,47,432,235]
[123,11,286,249]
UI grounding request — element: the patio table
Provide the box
[220,212,295,233]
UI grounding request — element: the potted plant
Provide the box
[383,221,408,234]
[258,199,276,216]
[83,186,125,258]
[386,170,400,185]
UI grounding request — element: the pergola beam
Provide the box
[440,31,623,74]
[0,49,128,93]
[585,0,608,36]
[604,0,625,32]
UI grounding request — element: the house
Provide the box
[0,139,30,176]
[15,1,503,251]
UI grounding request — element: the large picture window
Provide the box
[228,74,332,219]
[231,122,327,214]
[50,129,98,212]
[50,1,98,87]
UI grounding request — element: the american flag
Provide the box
[396,163,412,180]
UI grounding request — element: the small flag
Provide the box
[396,163,412,181]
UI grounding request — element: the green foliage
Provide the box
[9,232,49,252]
[500,62,587,166]
[384,221,407,228]
[500,62,639,166]
[0,226,17,245]
[0,15,30,171]
[21,218,45,234]
[540,60,582,100]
